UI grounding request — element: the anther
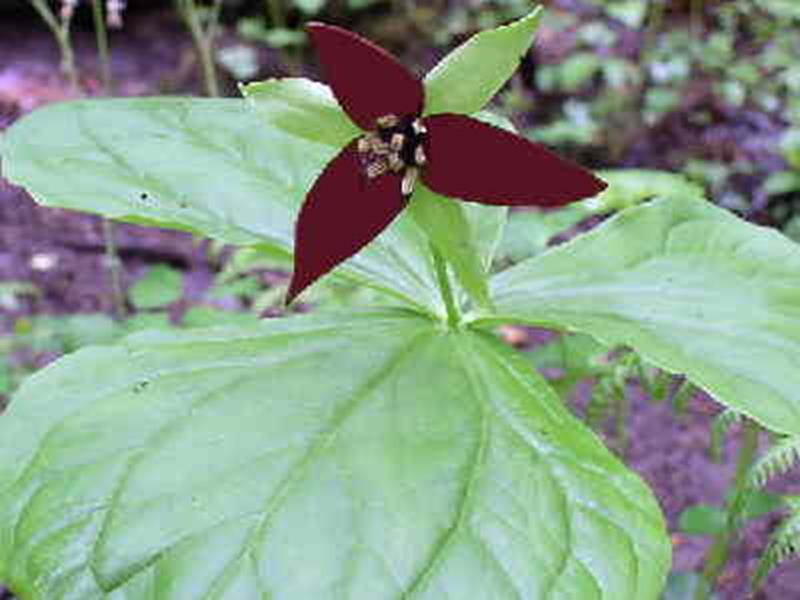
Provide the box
[402,167,418,197]
[376,114,399,129]
[366,162,388,179]
[414,145,427,166]
[390,133,405,152]
[370,138,390,155]
[388,154,404,172]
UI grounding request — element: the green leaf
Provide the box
[292,0,326,14]
[557,52,602,92]
[738,490,784,521]
[0,367,10,396]
[765,171,800,197]
[494,170,702,269]
[240,79,359,148]
[483,196,800,436]
[0,311,669,598]
[494,205,591,265]
[424,7,543,116]
[121,313,172,334]
[129,265,183,310]
[526,332,608,396]
[605,0,648,28]
[237,20,308,48]
[181,306,261,328]
[593,170,705,212]
[55,314,119,351]
[1,97,444,316]
[678,504,727,536]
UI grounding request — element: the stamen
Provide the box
[369,138,390,155]
[366,162,388,179]
[414,145,427,166]
[360,115,428,184]
[388,154,404,172]
[376,114,399,129]
[390,133,405,152]
[402,167,418,197]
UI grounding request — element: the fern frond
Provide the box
[752,496,800,591]
[709,409,742,463]
[748,436,800,489]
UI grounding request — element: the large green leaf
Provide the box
[0,97,445,315]
[423,6,543,116]
[0,311,669,598]
[482,196,800,436]
[593,170,705,211]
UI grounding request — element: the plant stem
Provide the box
[29,0,80,92]
[690,0,704,60]
[179,0,222,97]
[430,244,459,329]
[102,219,126,319]
[89,0,124,319]
[265,0,285,28]
[694,419,761,600]
[90,0,113,93]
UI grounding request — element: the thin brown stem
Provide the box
[29,0,80,91]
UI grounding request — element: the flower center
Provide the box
[357,114,427,197]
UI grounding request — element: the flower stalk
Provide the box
[430,244,460,329]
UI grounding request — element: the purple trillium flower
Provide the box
[287,23,607,303]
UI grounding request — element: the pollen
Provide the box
[357,114,428,197]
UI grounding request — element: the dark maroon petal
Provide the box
[287,140,407,304]
[421,114,607,207]
[307,22,424,131]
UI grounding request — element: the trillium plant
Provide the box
[288,23,605,303]
[1,6,800,599]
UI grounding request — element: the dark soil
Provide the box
[0,4,798,599]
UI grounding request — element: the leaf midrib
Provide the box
[200,328,434,598]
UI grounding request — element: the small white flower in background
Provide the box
[106,0,126,28]
[60,0,80,22]
[29,253,59,272]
